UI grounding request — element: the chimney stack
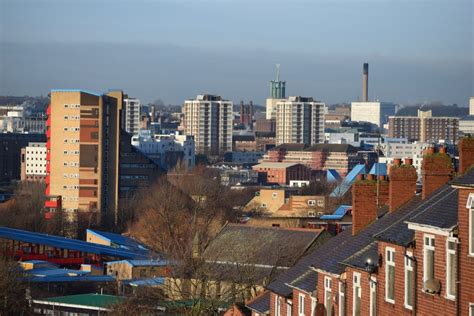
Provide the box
[352,174,388,235]
[362,63,369,102]
[422,146,453,199]
[459,137,474,173]
[389,158,418,212]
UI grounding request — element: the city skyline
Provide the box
[1,0,472,106]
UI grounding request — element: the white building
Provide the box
[379,142,430,179]
[459,116,474,136]
[131,131,195,171]
[182,94,233,156]
[470,97,474,115]
[265,98,286,120]
[351,101,396,129]
[324,132,359,146]
[275,96,325,146]
[21,142,47,181]
[123,98,141,136]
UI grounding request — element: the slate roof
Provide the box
[203,224,326,268]
[286,269,317,293]
[246,291,271,314]
[341,241,378,270]
[451,168,474,187]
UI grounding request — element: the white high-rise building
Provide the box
[275,96,325,145]
[182,94,233,156]
[21,142,47,182]
[469,97,474,115]
[351,101,396,129]
[123,98,141,135]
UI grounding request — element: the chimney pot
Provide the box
[367,174,375,181]
[356,174,364,181]
[393,158,402,166]
[439,146,447,154]
[404,158,413,165]
[379,175,386,181]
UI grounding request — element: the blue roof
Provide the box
[87,229,149,254]
[26,275,115,283]
[122,277,165,287]
[320,205,351,220]
[50,89,102,97]
[369,163,387,176]
[0,227,148,260]
[327,169,342,183]
[27,268,90,277]
[330,164,366,197]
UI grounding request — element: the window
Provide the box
[272,192,278,198]
[339,281,345,316]
[446,239,457,299]
[308,199,316,206]
[470,303,474,316]
[385,247,395,303]
[369,277,376,316]
[299,293,305,316]
[353,272,361,316]
[317,200,324,207]
[423,235,435,286]
[469,194,474,255]
[404,253,414,309]
[324,277,332,316]
[261,203,267,208]
[287,302,292,316]
[275,295,281,316]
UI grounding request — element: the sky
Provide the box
[0,0,473,106]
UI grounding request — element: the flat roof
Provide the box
[33,294,124,311]
[253,162,299,169]
[0,227,148,260]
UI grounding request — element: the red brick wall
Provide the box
[270,292,291,316]
[458,188,474,316]
[292,289,314,316]
[352,179,389,235]
[389,164,417,212]
[422,153,452,199]
[376,242,412,316]
[345,268,372,316]
[459,138,474,173]
[411,231,456,315]
[315,273,339,316]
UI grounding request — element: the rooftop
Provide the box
[272,143,358,153]
[33,294,124,311]
[253,162,300,169]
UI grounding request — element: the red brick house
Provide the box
[246,140,474,315]
[252,162,311,185]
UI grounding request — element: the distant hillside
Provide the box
[396,104,468,117]
[0,95,49,113]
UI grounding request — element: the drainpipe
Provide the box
[404,251,417,316]
[456,240,460,316]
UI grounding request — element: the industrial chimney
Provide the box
[362,63,369,102]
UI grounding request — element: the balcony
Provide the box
[45,185,50,195]
[46,105,51,115]
[46,128,51,138]
[46,163,50,173]
[45,175,50,184]
[46,117,51,127]
[45,200,58,208]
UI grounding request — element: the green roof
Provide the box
[35,294,125,310]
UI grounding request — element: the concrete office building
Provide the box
[469,97,474,115]
[275,96,325,146]
[21,142,47,182]
[379,142,430,179]
[388,109,459,143]
[45,89,159,224]
[350,63,396,129]
[123,98,141,136]
[182,94,233,156]
[266,64,287,120]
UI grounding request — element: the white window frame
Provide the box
[298,293,305,316]
[272,192,278,199]
[311,297,317,316]
[423,234,435,284]
[353,272,361,316]
[466,193,474,255]
[404,252,414,310]
[275,295,281,316]
[324,276,332,316]
[339,281,345,316]
[385,247,395,304]
[446,238,457,300]
[369,277,376,316]
[286,301,292,316]
[469,303,474,316]
[308,199,316,206]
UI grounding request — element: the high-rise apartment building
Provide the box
[388,109,459,143]
[123,98,141,136]
[275,96,325,146]
[239,101,253,128]
[182,94,232,156]
[45,89,159,224]
[21,142,47,182]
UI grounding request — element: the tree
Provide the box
[0,256,30,314]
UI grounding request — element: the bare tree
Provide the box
[0,256,30,314]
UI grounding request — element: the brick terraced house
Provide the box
[244,139,474,316]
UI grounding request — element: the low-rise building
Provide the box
[252,162,311,185]
[106,259,168,281]
[224,151,264,165]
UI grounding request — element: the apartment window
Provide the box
[275,295,281,316]
[446,239,457,299]
[324,277,332,316]
[404,253,414,309]
[286,302,292,316]
[308,199,316,206]
[299,293,305,316]
[385,247,395,303]
[369,277,376,316]
[272,192,278,198]
[261,203,267,208]
[338,281,345,316]
[423,235,435,286]
[353,272,361,316]
[317,200,324,207]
